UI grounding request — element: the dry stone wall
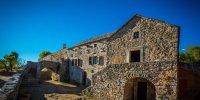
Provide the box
[178,63,200,100]
[0,62,34,100]
[89,15,180,99]
[107,16,179,64]
[68,40,108,85]
[39,49,69,82]
[92,61,178,100]
[40,48,68,62]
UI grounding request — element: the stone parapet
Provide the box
[91,61,178,100]
[0,62,33,100]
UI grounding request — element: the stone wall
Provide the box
[0,62,34,100]
[39,49,69,82]
[68,40,108,85]
[91,61,178,100]
[37,61,69,82]
[178,63,200,100]
[107,15,179,64]
[40,48,68,62]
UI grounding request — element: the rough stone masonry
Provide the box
[28,14,200,100]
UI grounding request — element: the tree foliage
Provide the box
[0,52,21,72]
[179,46,200,64]
[38,51,52,61]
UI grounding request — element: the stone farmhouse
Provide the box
[38,15,200,100]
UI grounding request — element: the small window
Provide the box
[93,56,98,64]
[74,59,78,66]
[74,49,78,57]
[94,44,97,48]
[130,50,140,62]
[71,54,73,57]
[78,59,82,66]
[79,49,82,55]
[133,32,139,39]
[99,56,104,65]
[87,49,90,54]
[89,57,93,65]
[72,59,74,66]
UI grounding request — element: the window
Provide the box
[78,59,82,66]
[87,49,90,54]
[133,32,139,39]
[72,59,74,66]
[93,56,98,64]
[89,56,100,65]
[130,50,140,62]
[74,59,78,66]
[94,44,97,48]
[89,57,93,65]
[99,56,104,65]
[74,49,77,57]
[79,49,82,55]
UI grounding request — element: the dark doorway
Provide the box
[130,50,140,62]
[137,82,147,100]
[124,78,155,100]
[82,72,87,85]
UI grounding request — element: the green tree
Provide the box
[179,46,200,64]
[0,52,19,72]
[38,51,52,61]
[0,59,9,72]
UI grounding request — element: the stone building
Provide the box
[67,32,114,85]
[39,15,200,99]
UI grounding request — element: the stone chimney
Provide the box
[63,44,67,49]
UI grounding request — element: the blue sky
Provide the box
[0,0,200,62]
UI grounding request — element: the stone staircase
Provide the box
[20,77,39,87]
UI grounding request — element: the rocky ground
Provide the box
[19,80,89,100]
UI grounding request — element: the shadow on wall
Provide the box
[20,60,70,88]
[178,63,200,100]
[39,67,55,82]
[68,59,91,86]
[39,60,70,82]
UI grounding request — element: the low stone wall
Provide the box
[0,62,33,100]
[91,61,178,100]
[178,63,200,100]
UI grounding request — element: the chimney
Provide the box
[63,44,67,49]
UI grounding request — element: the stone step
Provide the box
[20,82,39,87]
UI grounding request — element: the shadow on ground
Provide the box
[18,80,87,100]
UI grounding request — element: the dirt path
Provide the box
[19,80,87,100]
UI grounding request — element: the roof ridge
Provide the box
[69,31,115,49]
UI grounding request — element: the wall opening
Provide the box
[124,78,155,100]
[130,50,140,62]
[133,32,140,39]
[39,67,52,81]
[82,71,87,85]
[137,82,147,100]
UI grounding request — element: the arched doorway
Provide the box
[124,78,155,100]
[37,61,60,82]
[39,67,53,81]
